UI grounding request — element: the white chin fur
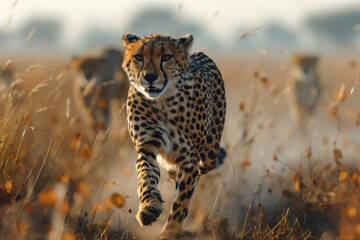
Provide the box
[136,83,171,100]
[145,91,161,99]
[137,85,164,99]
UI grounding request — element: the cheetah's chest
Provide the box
[155,89,210,165]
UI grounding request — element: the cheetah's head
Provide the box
[72,56,105,87]
[122,33,193,99]
[292,55,318,82]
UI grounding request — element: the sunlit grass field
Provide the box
[1,52,360,239]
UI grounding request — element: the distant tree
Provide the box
[125,8,219,49]
[0,31,12,46]
[129,8,178,36]
[81,28,120,48]
[260,23,298,48]
[233,23,298,50]
[305,9,360,45]
[19,17,62,46]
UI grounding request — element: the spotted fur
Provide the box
[122,34,226,237]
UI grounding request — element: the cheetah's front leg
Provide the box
[136,149,164,226]
[160,161,200,238]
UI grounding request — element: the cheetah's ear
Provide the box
[122,34,140,46]
[176,34,193,50]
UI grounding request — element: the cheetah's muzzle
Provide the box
[145,79,168,95]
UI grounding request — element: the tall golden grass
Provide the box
[0,54,360,239]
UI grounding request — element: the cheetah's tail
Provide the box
[216,147,226,168]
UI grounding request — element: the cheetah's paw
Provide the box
[136,203,163,226]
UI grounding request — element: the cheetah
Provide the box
[122,33,226,238]
[287,54,320,127]
[72,48,129,133]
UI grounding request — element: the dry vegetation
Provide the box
[1,53,360,240]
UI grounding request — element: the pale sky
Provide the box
[1,0,360,44]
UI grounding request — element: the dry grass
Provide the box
[0,59,131,239]
[1,54,360,240]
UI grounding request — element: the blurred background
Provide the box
[1,1,360,239]
[1,0,360,56]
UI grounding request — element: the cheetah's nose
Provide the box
[144,73,158,83]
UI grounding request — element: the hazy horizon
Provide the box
[1,0,360,54]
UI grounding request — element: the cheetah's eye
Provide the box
[161,55,172,62]
[134,54,144,61]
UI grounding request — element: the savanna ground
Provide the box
[1,51,360,240]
